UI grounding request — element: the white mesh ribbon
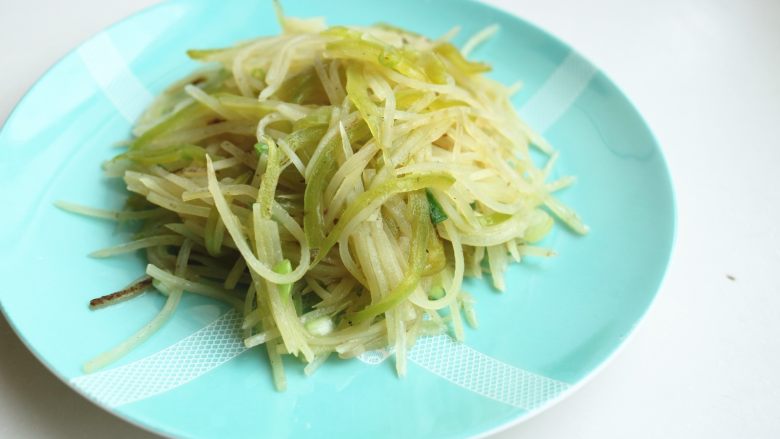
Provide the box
[379,336,568,410]
[71,310,245,408]
[72,310,568,411]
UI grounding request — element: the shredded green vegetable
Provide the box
[63,5,587,387]
[425,189,449,225]
[254,142,268,155]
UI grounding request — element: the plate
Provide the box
[0,0,675,437]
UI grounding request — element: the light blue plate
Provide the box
[0,0,675,437]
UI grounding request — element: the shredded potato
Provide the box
[61,4,586,389]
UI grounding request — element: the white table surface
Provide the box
[2,0,779,437]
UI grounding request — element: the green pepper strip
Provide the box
[122,143,206,166]
[433,43,491,74]
[257,136,281,219]
[303,120,371,252]
[345,63,381,139]
[325,31,428,81]
[216,93,275,120]
[131,71,229,151]
[273,67,329,105]
[204,206,225,257]
[293,106,333,131]
[311,172,455,265]
[346,191,430,325]
[283,125,328,165]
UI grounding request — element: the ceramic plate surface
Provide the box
[0,0,675,437]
